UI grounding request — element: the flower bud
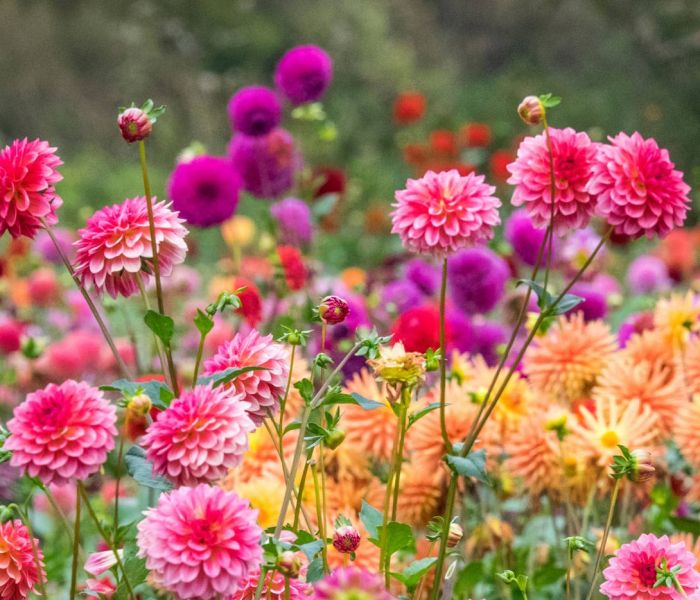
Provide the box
[118,108,152,143]
[319,295,350,325]
[517,96,545,126]
[629,449,655,483]
[127,393,152,418]
[325,428,346,450]
[447,522,463,548]
[276,550,302,578]
[332,525,361,554]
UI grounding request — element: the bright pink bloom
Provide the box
[137,484,262,599]
[507,127,597,233]
[391,169,501,256]
[0,138,63,239]
[203,330,290,425]
[142,384,255,486]
[84,577,116,598]
[588,132,690,239]
[118,107,152,143]
[229,569,310,599]
[0,519,45,600]
[311,567,394,599]
[73,196,188,298]
[84,549,122,577]
[600,533,700,599]
[6,380,117,485]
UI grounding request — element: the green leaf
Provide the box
[196,366,266,388]
[113,554,148,599]
[533,565,567,587]
[284,420,302,435]
[124,445,172,492]
[516,279,552,311]
[372,522,415,556]
[539,93,562,108]
[550,293,584,316]
[100,379,174,410]
[297,539,326,561]
[321,388,356,407]
[306,557,324,583]
[454,560,484,595]
[390,557,438,590]
[294,379,314,405]
[670,517,700,537]
[144,310,174,347]
[359,500,383,539]
[445,449,490,484]
[194,309,214,336]
[350,392,386,410]
[408,402,442,428]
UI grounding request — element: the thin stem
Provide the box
[279,345,296,434]
[310,461,329,573]
[192,330,207,384]
[253,567,267,600]
[415,541,436,600]
[428,477,459,600]
[379,399,403,578]
[585,479,622,600]
[69,484,81,600]
[566,552,572,600]
[136,274,171,388]
[293,460,311,530]
[16,506,46,599]
[438,258,451,452]
[390,388,410,522]
[112,432,126,545]
[542,114,557,294]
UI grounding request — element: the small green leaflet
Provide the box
[124,445,172,492]
[390,557,437,590]
[359,500,383,539]
[445,449,490,484]
[194,309,214,336]
[196,366,266,388]
[144,310,174,347]
[100,379,174,410]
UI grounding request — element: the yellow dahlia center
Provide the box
[600,430,620,449]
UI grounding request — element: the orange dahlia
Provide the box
[654,291,700,350]
[674,395,700,468]
[681,336,700,395]
[394,464,444,528]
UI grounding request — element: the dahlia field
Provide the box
[1,43,699,600]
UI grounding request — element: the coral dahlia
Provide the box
[311,567,394,599]
[229,569,310,599]
[0,519,45,600]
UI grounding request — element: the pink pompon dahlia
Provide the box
[600,533,700,599]
[391,169,501,256]
[0,519,45,600]
[203,330,290,425]
[142,383,255,486]
[0,138,63,239]
[311,567,395,599]
[6,380,117,485]
[229,569,310,599]
[588,132,690,239]
[137,484,262,600]
[73,196,188,298]
[507,127,597,233]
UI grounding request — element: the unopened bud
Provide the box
[332,525,361,554]
[319,296,350,325]
[276,550,301,578]
[118,108,152,143]
[325,428,346,450]
[518,96,545,126]
[629,449,655,483]
[127,393,152,417]
[447,522,463,548]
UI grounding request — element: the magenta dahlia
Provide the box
[0,520,45,600]
[391,169,501,256]
[228,86,282,137]
[73,196,188,298]
[274,45,333,106]
[137,484,262,599]
[203,330,290,425]
[507,127,597,233]
[588,132,690,239]
[6,380,116,486]
[311,567,394,599]
[142,383,255,486]
[0,138,63,239]
[229,569,310,599]
[600,533,700,599]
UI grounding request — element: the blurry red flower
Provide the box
[393,92,426,125]
[391,304,452,353]
[313,166,346,198]
[429,130,457,156]
[490,149,515,182]
[277,246,307,291]
[232,276,263,326]
[402,143,429,166]
[460,123,492,148]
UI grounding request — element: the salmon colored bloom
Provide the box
[230,569,310,599]
[683,337,700,396]
[674,396,700,469]
[311,567,393,600]
[654,291,700,350]
[0,520,45,600]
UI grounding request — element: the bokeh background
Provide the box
[1,0,698,267]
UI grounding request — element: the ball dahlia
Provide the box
[391,169,501,256]
[504,208,551,266]
[311,567,394,600]
[203,330,290,425]
[507,127,597,233]
[6,380,116,485]
[391,304,450,353]
[274,45,333,106]
[142,384,255,487]
[589,132,690,239]
[0,519,45,600]
[600,533,700,599]
[227,86,282,137]
[270,197,313,246]
[73,196,188,298]
[137,484,262,599]
[448,246,509,314]
[0,138,63,239]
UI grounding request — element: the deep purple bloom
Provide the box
[274,45,333,105]
[405,258,441,296]
[471,320,507,365]
[228,128,302,199]
[447,309,473,354]
[34,228,73,263]
[568,282,608,321]
[505,208,551,266]
[270,197,313,245]
[381,279,423,316]
[627,255,671,295]
[448,247,509,314]
[227,86,282,137]
[167,155,241,228]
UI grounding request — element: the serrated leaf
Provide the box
[359,500,383,539]
[124,445,172,491]
[144,310,174,347]
[194,309,214,336]
[196,366,266,388]
[350,392,386,410]
[445,449,489,484]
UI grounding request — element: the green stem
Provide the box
[293,459,311,530]
[112,432,126,545]
[279,345,296,434]
[566,552,572,600]
[69,483,81,600]
[438,258,451,453]
[542,114,557,294]
[428,477,459,600]
[136,274,171,388]
[390,388,410,522]
[379,397,403,578]
[16,506,46,599]
[311,461,329,573]
[253,567,267,600]
[585,479,622,600]
[192,329,207,384]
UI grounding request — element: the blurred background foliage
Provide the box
[0,0,698,268]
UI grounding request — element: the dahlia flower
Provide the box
[274,45,333,105]
[391,169,501,256]
[73,196,188,298]
[6,380,116,485]
[674,396,700,469]
[227,86,282,137]
[230,569,310,599]
[319,295,349,325]
[0,138,63,239]
[117,107,151,143]
[448,246,509,314]
[391,304,449,353]
[470,320,508,366]
[568,282,608,321]
[684,337,700,396]
[311,567,394,600]
[270,197,313,246]
[393,91,426,125]
[627,255,671,295]
[394,464,444,528]
[0,519,45,599]
[203,329,289,425]
[380,279,423,316]
[654,291,700,350]
[589,132,690,239]
[405,258,441,295]
[600,534,700,599]
[167,155,241,228]
[561,226,605,272]
[142,384,255,486]
[137,484,262,599]
[276,245,307,291]
[232,476,289,530]
[34,227,73,263]
[504,208,551,266]
[507,127,597,233]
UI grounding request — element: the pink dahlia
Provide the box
[228,569,310,599]
[6,380,116,486]
[600,533,700,599]
[507,127,597,233]
[0,520,45,600]
[137,484,262,599]
[73,196,188,298]
[203,330,290,425]
[588,132,690,239]
[391,169,501,256]
[0,138,63,239]
[311,567,394,599]
[142,383,255,486]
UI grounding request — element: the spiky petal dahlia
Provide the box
[654,291,700,351]
[683,337,700,396]
[391,169,501,256]
[6,380,117,486]
[507,127,597,233]
[589,132,690,239]
[600,534,700,599]
[142,384,255,486]
[311,567,394,600]
[203,330,290,425]
[524,313,618,402]
[0,519,45,600]
[0,138,63,239]
[674,396,700,469]
[73,197,188,298]
[229,569,310,599]
[137,484,262,600]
